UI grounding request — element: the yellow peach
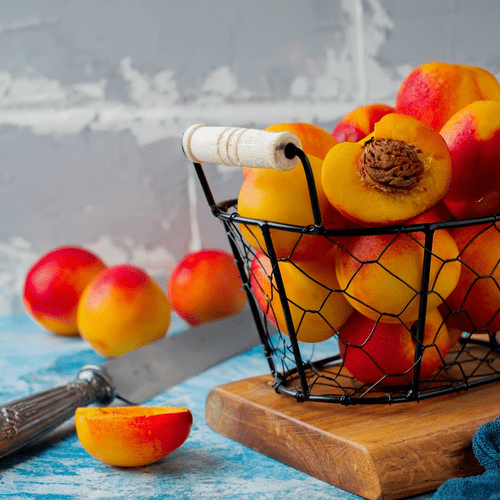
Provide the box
[250,250,353,343]
[77,264,171,357]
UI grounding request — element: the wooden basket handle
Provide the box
[182,124,302,171]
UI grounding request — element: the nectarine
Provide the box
[77,264,171,357]
[167,249,247,326]
[250,250,353,343]
[23,246,107,335]
[338,309,450,386]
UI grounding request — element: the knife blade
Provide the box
[0,307,259,459]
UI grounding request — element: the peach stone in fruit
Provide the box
[75,406,193,467]
[77,264,171,357]
[23,246,107,335]
[440,100,500,219]
[167,249,247,326]
[322,113,453,226]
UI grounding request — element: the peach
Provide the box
[250,250,353,343]
[335,212,461,324]
[238,152,347,260]
[167,248,247,326]
[440,100,500,219]
[338,309,450,386]
[77,264,171,357]
[75,406,193,467]
[395,62,500,131]
[321,113,453,226]
[242,122,338,180]
[441,222,500,334]
[23,246,107,335]
[331,103,395,142]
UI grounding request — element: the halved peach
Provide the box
[322,113,452,226]
[75,406,193,467]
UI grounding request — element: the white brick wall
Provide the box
[0,0,499,313]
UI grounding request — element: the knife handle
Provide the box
[182,124,302,171]
[0,365,115,459]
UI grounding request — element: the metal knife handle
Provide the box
[0,365,115,459]
[182,124,302,171]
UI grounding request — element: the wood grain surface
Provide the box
[206,372,500,500]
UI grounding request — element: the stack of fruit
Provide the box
[243,61,500,387]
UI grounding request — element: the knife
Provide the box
[0,307,259,459]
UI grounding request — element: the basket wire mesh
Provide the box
[191,145,500,404]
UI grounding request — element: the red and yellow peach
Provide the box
[338,309,450,386]
[250,250,353,343]
[167,249,247,326]
[395,62,500,131]
[75,406,193,467]
[440,100,500,219]
[23,246,107,335]
[331,103,395,143]
[77,264,171,357]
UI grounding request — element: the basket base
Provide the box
[205,371,500,500]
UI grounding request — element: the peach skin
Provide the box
[250,250,353,343]
[322,113,453,226]
[167,248,247,326]
[238,153,347,260]
[335,211,461,324]
[441,222,500,334]
[242,122,338,180]
[395,62,500,131]
[338,309,450,386]
[23,246,107,335]
[75,406,193,467]
[440,100,500,219]
[331,103,395,142]
[77,264,171,357]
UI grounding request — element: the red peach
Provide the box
[331,103,395,142]
[440,100,500,219]
[395,62,500,131]
[441,222,500,334]
[75,406,193,467]
[338,309,450,386]
[77,264,171,357]
[23,246,107,335]
[167,249,247,326]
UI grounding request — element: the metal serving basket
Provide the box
[183,124,500,405]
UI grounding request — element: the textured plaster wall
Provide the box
[1,0,499,314]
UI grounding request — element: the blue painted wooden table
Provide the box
[0,314,435,500]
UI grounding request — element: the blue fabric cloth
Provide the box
[434,416,500,499]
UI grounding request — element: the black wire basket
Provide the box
[185,125,500,405]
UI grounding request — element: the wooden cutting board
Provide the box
[206,373,500,500]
